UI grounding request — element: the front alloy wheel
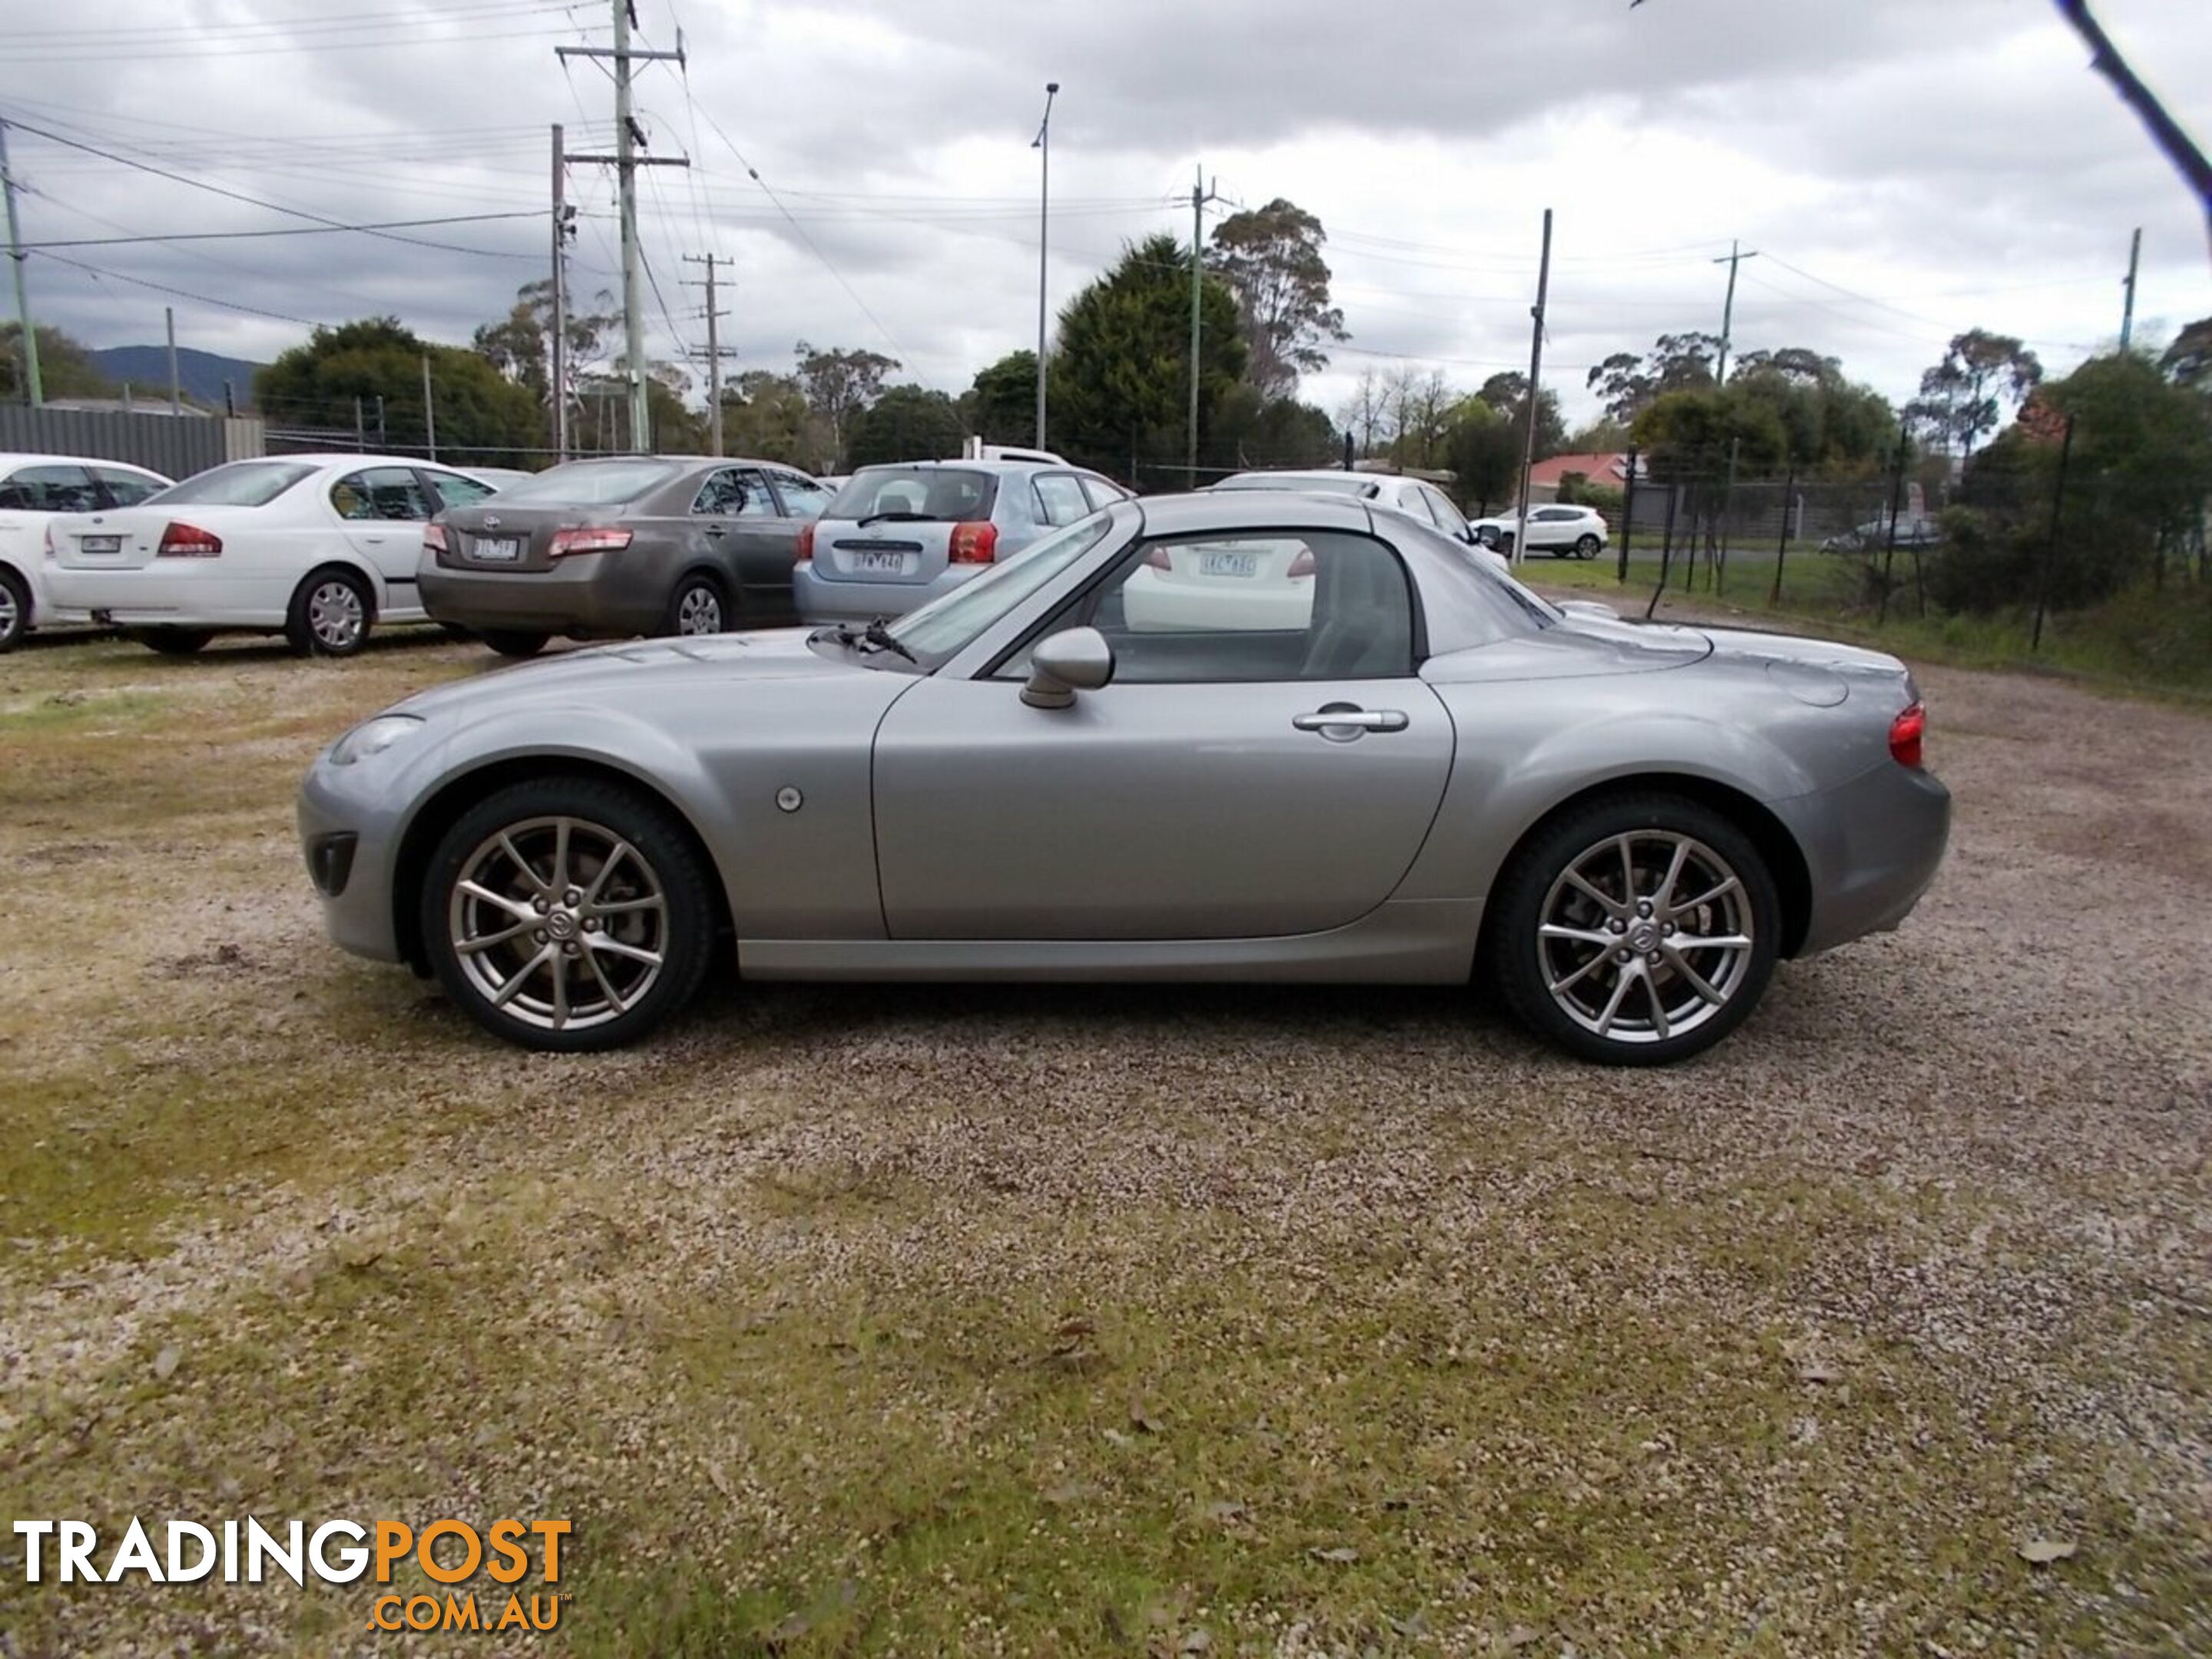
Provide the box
[1492,794,1779,1064]
[423,780,716,1050]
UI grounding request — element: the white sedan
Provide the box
[1471,504,1610,559]
[0,452,173,651]
[44,453,502,657]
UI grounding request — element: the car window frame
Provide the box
[1030,471,1091,528]
[690,466,743,518]
[418,468,496,511]
[91,465,167,508]
[988,525,1426,686]
[764,469,833,520]
[329,465,435,524]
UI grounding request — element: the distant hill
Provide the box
[90,345,267,411]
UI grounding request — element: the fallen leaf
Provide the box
[1101,1428,1134,1449]
[152,1345,181,1381]
[1041,1482,1095,1506]
[1054,1315,1096,1339]
[2018,1538,2077,1565]
[1130,1400,1163,1434]
[1308,1545,1359,1563]
[707,1461,735,1500]
[1201,1499,1247,1525]
[1501,1625,1544,1649]
[1797,1359,1843,1385]
[1179,1629,1211,1654]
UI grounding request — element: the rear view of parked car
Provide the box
[421,455,833,657]
[42,454,498,657]
[0,452,171,651]
[793,459,1128,624]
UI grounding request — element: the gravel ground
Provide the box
[0,628,2207,1657]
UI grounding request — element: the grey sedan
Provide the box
[301,491,1949,1065]
[420,455,834,657]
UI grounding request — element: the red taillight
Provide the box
[156,522,221,558]
[949,521,998,565]
[422,523,449,557]
[1889,701,1926,769]
[548,527,632,558]
[1287,548,1317,579]
[795,523,814,562]
[1144,545,1174,571]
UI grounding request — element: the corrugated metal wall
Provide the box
[0,407,265,480]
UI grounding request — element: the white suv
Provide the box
[1471,503,1609,559]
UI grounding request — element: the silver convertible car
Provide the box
[298,492,1949,1065]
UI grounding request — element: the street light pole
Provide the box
[1032,81,1058,450]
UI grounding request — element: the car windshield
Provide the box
[146,461,316,508]
[478,459,682,506]
[1215,474,1378,497]
[881,515,1114,664]
[826,467,999,522]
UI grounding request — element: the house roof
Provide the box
[1529,452,1639,488]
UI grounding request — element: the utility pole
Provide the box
[1511,207,1554,571]
[2120,225,2142,349]
[1,118,42,406]
[1186,164,1225,481]
[422,353,437,460]
[682,253,736,456]
[1032,82,1058,449]
[164,306,180,414]
[558,5,688,454]
[551,123,571,462]
[1712,240,1759,382]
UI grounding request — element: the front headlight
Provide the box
[328,714,424,767]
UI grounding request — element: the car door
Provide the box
[870,526,1455,940]
[329,465,435,614]
[692,465,800,624]
[0,463,99,581]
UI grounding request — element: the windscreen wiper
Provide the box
[811,618,916,663]
[856,510,935,528]
[859,619,916,662]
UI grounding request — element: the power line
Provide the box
[21,211,552,250]
[29,251,333,329]
[3,118,538,260]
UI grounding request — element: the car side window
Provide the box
[424,471,496,509]
[691,469,743,515]
[331,467,433,522]
[768,472,833,519]
[1031,472,1091,527]
[1078,474,1126,512]
[93,467,165,508]
[1422,486,1471,537]
[1398,485,1442,528]
[1004,529,1415,684]
[0,464,98,512]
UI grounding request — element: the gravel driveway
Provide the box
[0,631,2205,1656]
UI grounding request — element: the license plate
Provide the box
[79,535,121,555]
[848,551,906,575]
[1200,551,1258,578]
[472,538,522,562]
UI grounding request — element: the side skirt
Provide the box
[737,898,1482,984]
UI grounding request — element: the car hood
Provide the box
[392,628,876,721]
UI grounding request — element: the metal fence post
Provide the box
[1771,463,1795,605]
[1876,439,1907,625]
[1647,484,1680,620]
[1618,448,1636,584]
[2032,415,2076,653]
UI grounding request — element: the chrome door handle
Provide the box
[703,525,727,538]
[1293,707,1409,736]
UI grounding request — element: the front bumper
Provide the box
[1777,760,1952,955]
[793,562,982,624]
[298,757,407,962]
[419,552,668,637]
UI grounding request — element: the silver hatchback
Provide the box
[792,459,1129,624]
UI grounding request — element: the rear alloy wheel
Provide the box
[286,566,373,657]
[479,629,550,659]
[1574,535,1601,559]
[0,565,28,652]
[664,575,727,637]
[422,778,716,1051]
[1490,793,1780,1065]
[131,627,215,657]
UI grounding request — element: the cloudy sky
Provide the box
[4,0,2208,431]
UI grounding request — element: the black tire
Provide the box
[0,564,28,652]
[1574,535,1601,560]
[479,629,550,659]
[420,777,717,1052]
[130,627,215,657]
[285,565,374,657]
[661,571,729,637]
[438,621,476,641]
[1486,791,1780,1066]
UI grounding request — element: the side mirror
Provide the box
[1022,626,1114,709]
